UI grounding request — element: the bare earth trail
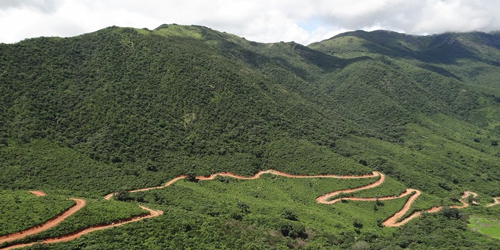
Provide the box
[104,170,381,200]
[1,206,163,250]
[487,197,500,207]
[28,191,46,197]
[0,197,161,249]
[450,191,479,209]
[0,169,488,249]
[106,169,477,228]
[0,198,86,245]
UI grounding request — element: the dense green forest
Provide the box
[1,24,500,249]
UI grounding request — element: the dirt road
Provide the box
[1,206,162,250]
[487,197,500,207]
[0,169,486,249]
[0,198,85,245]
[28,191,46,197]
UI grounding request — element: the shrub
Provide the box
[280,209,298,221]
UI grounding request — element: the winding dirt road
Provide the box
[104,175,187,200]
[315,171,384,204]
[382,190,481,227]
[449,191,479,209]
[1,206,162,250]
[104,170,380,200]
[0,198,85,245]
[487,197,500,207]
[104,170,477,228]
[0,169,489,249]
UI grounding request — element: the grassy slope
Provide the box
[22,174,403,249]
[468,216,500,240]
[0,198,146,249]
[311,30,500,197]
[1,26,500,249]
[0,190,74,235]
[13,173,500,249]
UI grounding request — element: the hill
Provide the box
[1,25,500,249]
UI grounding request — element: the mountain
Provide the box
[1,25,500,249]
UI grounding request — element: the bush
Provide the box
[353,219,363,229]
[280,209,298,221]
[352,240,370,250]
[115,191,131,201]
[278,221,307,239]
[439,207,460,219]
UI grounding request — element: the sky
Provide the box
[1,0,500,45]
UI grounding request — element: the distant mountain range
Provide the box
[1,24,500,249]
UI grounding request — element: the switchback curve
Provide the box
[104,170,381,200]
[0,169,490,249]
[1,206,162,250]
[105,170,480,228]
[0,198,85,245]
[487,197,500,207]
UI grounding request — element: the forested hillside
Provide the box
[1,24,500,249]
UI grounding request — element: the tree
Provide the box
[237,202,249,213]
[439,207,460,219]
[115,191,131,201]
[185,174,198,182]
[358,159,368,166]
[466,195,474,205]
[377,218,383,227]
[352,240,370,250]
[353,219,363,229]
[281,209,298,221]
[145,159,158,172]
[278,222,307,239]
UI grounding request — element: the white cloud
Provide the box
[1,0,500,44]
[0,0,62,13]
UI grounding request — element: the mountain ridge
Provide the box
[1,24,500,249]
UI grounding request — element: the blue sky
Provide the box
[1,0,500,44]
[299,18,323,33]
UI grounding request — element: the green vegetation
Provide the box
[0,199,147,249]
[0,139,170,197]
[5,174,499,249]
[16,174,406,249]
[466,202,500,241]
[374,211,500,249]
[0,190,73,235]
[468,216,500,240]
[347,176,405,198]
[25,199,146,239]
[1,24,500,248]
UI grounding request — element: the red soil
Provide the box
[0,198,85,245]
[105,169,477,228]
[28,191,46,197]
[104,175,187,200]
[383,190,478,227]
[1,206,162,250]
[315,171,383,204]
[0,170,487,249]
[487,197,500,207]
